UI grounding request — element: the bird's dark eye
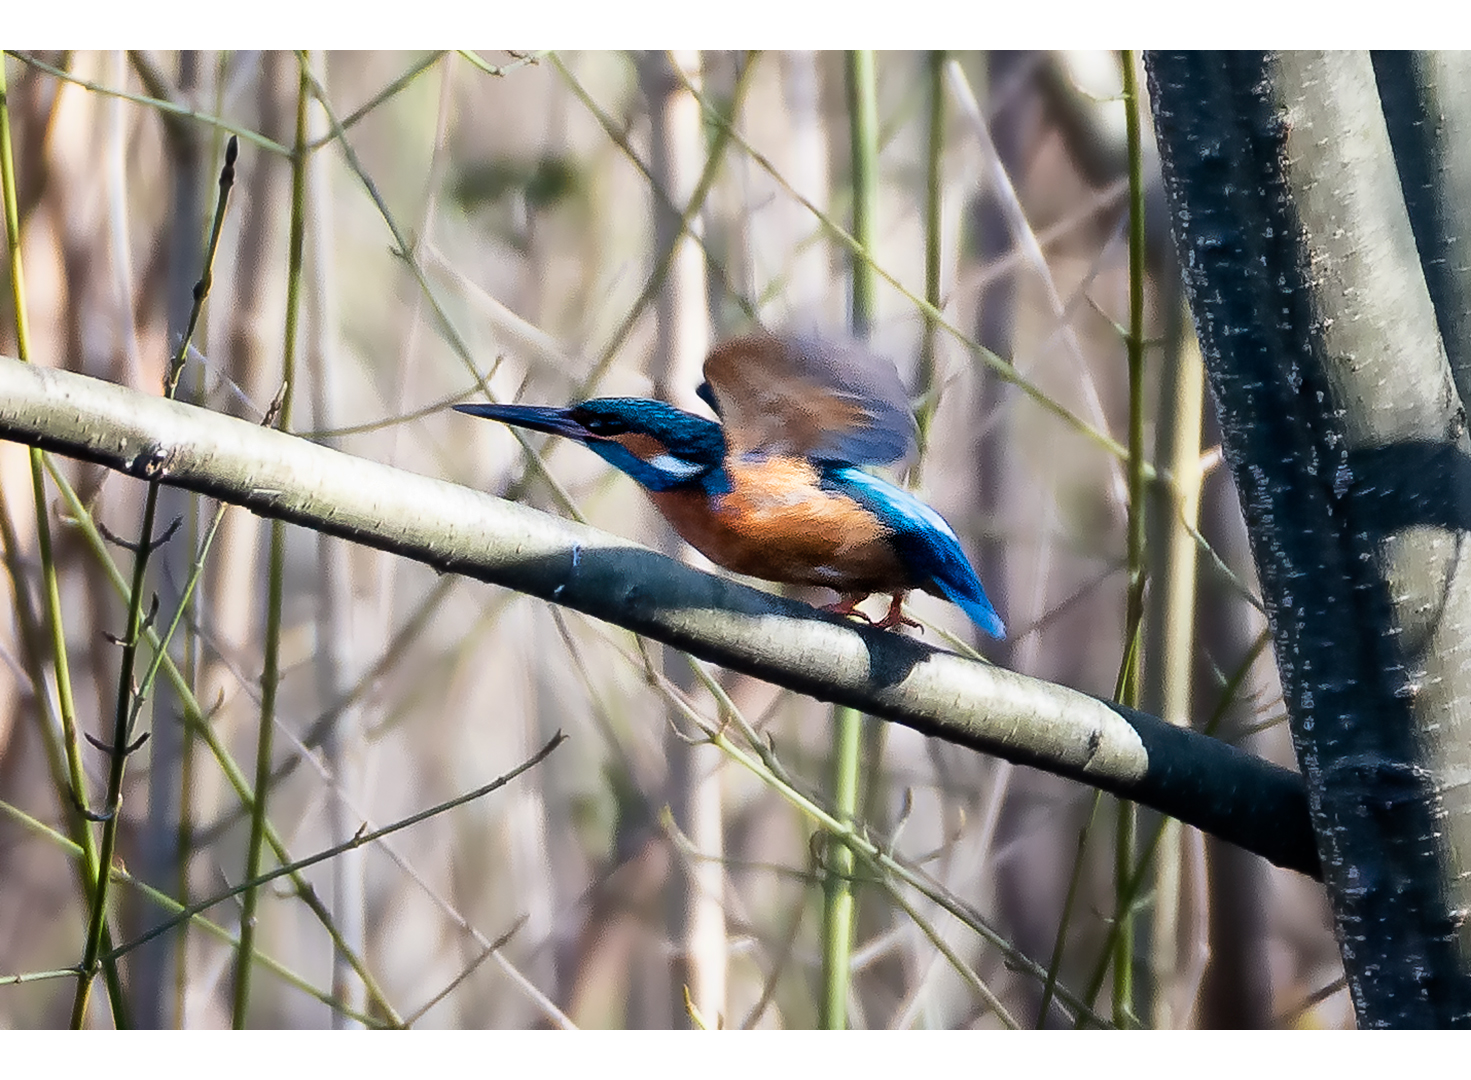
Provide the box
[577,412,626,436]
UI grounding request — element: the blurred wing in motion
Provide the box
[700,332,918,467]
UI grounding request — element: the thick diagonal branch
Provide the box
[0,353,1318,877]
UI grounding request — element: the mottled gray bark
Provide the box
[1147,50,1471,1028]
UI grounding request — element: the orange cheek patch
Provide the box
[613,433,667,460]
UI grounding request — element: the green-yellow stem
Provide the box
[821,49,879,1031]
[1112,48,1150,1030]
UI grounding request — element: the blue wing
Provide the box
[825,467,1005,639]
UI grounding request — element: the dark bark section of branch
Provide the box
[0,354,1318,878]
[1148,50,1471,1028]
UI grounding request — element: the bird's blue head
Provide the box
[456,397,726,492]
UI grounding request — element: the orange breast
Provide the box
[648,457,910,592]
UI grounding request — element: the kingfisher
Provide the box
[456,332,1005,638]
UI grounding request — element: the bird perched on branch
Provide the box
[456,332,1004,638]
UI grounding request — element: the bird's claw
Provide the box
[874,608,921,631]
[874,592,921,632]
[822,593,920,633]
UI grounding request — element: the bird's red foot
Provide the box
[873,592,921,632]
[822,593,921,632]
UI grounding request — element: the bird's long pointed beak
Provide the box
[454,402,596,442]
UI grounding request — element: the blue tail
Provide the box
[824,467,1005,639]
[931,571,1006,640]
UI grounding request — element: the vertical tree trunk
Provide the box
[1147,49,1471,1028]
